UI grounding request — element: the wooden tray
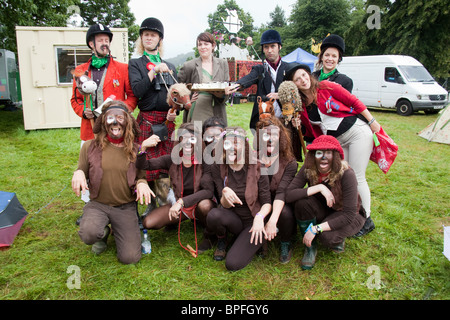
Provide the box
[190,87,226,92]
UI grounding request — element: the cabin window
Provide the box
[55,47,91,85]
[384,67,404,84]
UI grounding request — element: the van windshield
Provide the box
[398,65,435,82]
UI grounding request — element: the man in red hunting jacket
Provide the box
[71,23,137,142]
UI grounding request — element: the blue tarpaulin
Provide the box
[282,48,318,73]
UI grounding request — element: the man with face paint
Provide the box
[71,101,153,264]
[71,23,137,144]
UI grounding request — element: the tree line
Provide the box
[208,0,449,82]
[0,0,448,82]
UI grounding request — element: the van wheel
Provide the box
[396,100,413,116]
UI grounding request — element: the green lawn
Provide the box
[0,102,449,301]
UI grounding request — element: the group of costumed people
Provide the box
[70,17,380,270]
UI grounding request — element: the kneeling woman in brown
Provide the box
[285,135,365,270]
[206,127,272,271]
[254,116,298,264]
[136,123,214,255]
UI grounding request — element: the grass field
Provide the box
[0,102,449,302]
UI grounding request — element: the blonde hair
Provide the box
[134,35,164,57]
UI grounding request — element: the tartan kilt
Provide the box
[136,111,175,181]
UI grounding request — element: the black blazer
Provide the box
[237,61,290,130]
[128,55,177,112]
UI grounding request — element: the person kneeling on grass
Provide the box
[136,123,215,255]
[254,116,298,264]
[71,100,153,264]
[206,127,272,271]
[285,135,366,270]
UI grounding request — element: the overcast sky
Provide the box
[128,0,297,59]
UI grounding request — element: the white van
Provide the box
[337,55,448,116]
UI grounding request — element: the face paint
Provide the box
[223,139,233,151]
[179,134,197,145]
[260,126,280,157]
[315,150,334,174]
[106,114,125,124]
[204,127,223,144]
[104,109,127,140]
[188,136,197,145]
[315,150,333,160]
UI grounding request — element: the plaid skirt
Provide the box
[136,111,175,181]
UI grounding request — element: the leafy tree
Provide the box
[344,0,391,57]
[76,0,135,27]
[268,5,287,28]
[0,0,138,57]
[0,0,74,53]
[75,0,138,57]
[285,0,351,54]
[344,0,449,80]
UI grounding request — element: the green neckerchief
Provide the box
[143,51,161,64]
[319,68,337,81]
[91,55,108,69]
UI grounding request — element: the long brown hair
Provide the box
[222,126,251,165]
[92,100,140,162]
[304,149,349,208]
[254,116,295,162]
[173,122,204,160]
[287,67,321,107]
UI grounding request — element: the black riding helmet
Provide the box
[86,24,113,49]
[260,29,282,46]
[320,34,345,61]
[139,17,164,38]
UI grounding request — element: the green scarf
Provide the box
[91,55,108,69]
[319,68,337,81]
[143,51,161,64]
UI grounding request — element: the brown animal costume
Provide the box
[278,80,307,158]
[257,96,275,120]
[165,83,191,125]
[72,70,98,130]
